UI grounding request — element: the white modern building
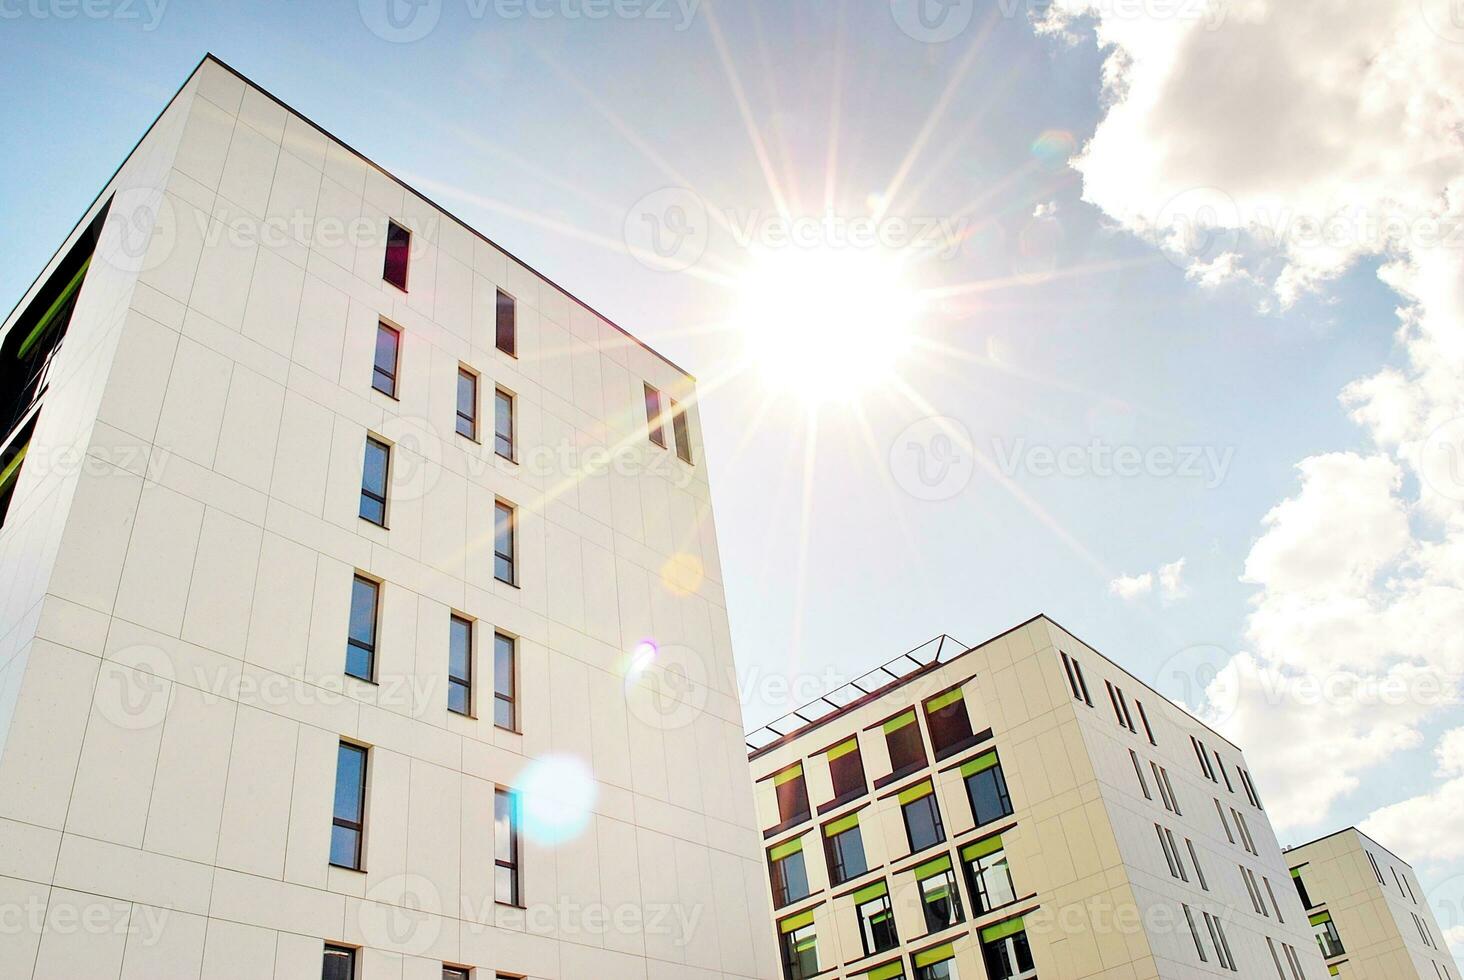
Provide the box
[1285,829,1459,980]
[0,55,776,980]
[746,615,1330,980]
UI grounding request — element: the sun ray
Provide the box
[822,3,848,214]
[703,0,793,221]
[921,255,1163,300]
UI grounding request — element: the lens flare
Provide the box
[519,755,596,846]
[1030,129,1077,171]
[621,639,659,691]
[660,553,705,596]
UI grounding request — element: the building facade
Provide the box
[746,615,1330,980]
[0,55,776,980]
[1285,829,1458,980]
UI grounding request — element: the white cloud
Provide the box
[1158,558,1189,600]
[1439,728,1464,777]
[1110,558,1188,602]
[1039,0,1464,842]
[1109,571,1154,599]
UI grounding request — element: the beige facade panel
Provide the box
[0,55,775,980]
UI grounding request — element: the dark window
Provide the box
[331,743,367,869]
[823,815,867,885]
[1186,906,1209,963]
[1115,686,1136,732]
[884,711,927,776]
[1215,752,1235,793]
[494,632,516,730]
[494,501,516,585]
[644,384,666,447]
[456,368,478,440]
[1071,656,1093,704]
[1156,825,1179,878]
[495,788,520,906]
[670,398,693,464]
[778,918,818,980]
[963,753,1014,827]
[1106,681,1126,728]
[768,840,810,908]
[1264,876,1284,921]
[963,836,1016,915]
[1059,651,1084,702]
[496,290,516,356]
[373,321,400,397]
[916,858,964,933]
[323,945,357,980]
[1188,839,1209,890]
[0,425,33,530]
[346,576,379,681]
[442,969,469,980]
[1131,750,1152,799]
[448,615,472,716]
[982,923,1036,980]
[494,387,514,460]
[360,437,390,526]
[915,958,958,980]
[827,737,866,803]
[900,784,945,853]
[383,221,410,290]
[773,764,811,825]
[1136,700,1157,744]
[855,884,898,956]
[924,687,975,759]
[1217,798,1236,843]
[1311,908,1341,955]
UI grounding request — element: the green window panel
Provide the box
[853,880,889,905]
[773,763,804,787]
[926,688,965,713]
[866,961,905,980]
[980,915,1026,943]
[913,943,956,968]
[962,834,1004,861]
[961,751,999,778]
[1309,912,1333,927]
[884,710,917,735]
[915,854,954,881]
[770,837,804,862]
[828,737,859,761]
[780,909,816,933]
[825,813,860,837]
[899,780,935,805]
[18,258,91,359]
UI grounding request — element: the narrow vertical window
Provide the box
[494,500,516,585]
[1059,651,1084,702]
[670,397,693,464]
[331,742,368,870]
[1184,906,1208,963]
[495,788,520,906]
[360,437,390,526]
[1136,700,1157,745]
[346,575,379,682]
[383,220,410,290]
[1130,750,1151,799]
[1187,839,1209,890]
[494,387,514,460]
[456,368,478,440]
[644,383,666,447]
[323,945,358,980]
[495,289,516,356]
[448,615,472,716]
[1264,876,1284,921]
[0,432,31,530]
[493,632,516,730]
[1072,658,1093,704]
[373,321,400,398]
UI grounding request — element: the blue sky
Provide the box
[4,0,1462,950]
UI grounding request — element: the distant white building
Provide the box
[0,54,775,980]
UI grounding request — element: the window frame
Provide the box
[495,289,517,357]
[494,500,517,586]
[494,386,515,461]
[373,320,401,399]
[822,816,868,886]
[331,742,369,871]
[900,784,946,853]
[448,614,473,717]
[963,753,1015,828]
[916,859,965,934]
[346,574,380,683]
[855,886,899,958]
[493,631,517,731]
[768,840,811,908]
[456,366,479,441]
[963,837,1018,916]
[383,220,410,291]
[323,944,359,980]
[923,685,977,760]
[360,436,391,527]
[669,397,693,464]
[644,383,667,448]
[495,787,522,907]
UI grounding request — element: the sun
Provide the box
[733,245,922,405]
